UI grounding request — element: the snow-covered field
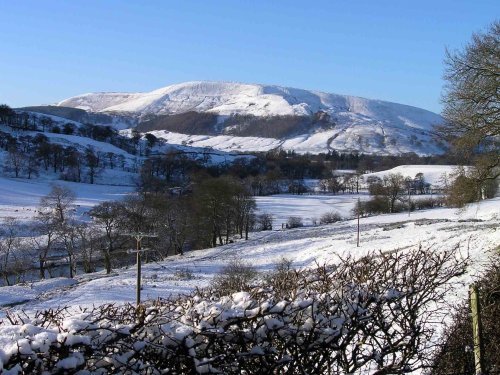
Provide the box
[364,164,460,186]
[0,163,497,317]
[0,176,133,221]
[0,160,498,373]
[1,196,498,315]
[255,193,367,227]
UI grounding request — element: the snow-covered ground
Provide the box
[255,193,367,227]
[363,164,460,186]
[57,81,442,124]
[0,176,133,222]
[150,130,282,153]
[1,196,498,315]
[0,162,497,315]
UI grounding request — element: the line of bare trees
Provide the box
[0,177,257,285]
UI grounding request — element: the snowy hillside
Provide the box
[55,81,446,156]
[0,176,133,222]
[1,197,498,311]
[57,81,441,123]
[363,165,460,187]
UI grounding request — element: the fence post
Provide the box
[470,284,484,375]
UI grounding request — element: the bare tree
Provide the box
[440,20,500,203]
[368,173,406,213]
[75,223,99,273]
[58,219,79,278]
[258,213,273,231]
[0,217,21,285]
[4,146,27,178]
[34,185,76,278]
[85,146,100,184]
[89,201,125,274]
[441,20,499,149]
[31,215,59,279]
[39,184,76,224]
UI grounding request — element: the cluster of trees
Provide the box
[223,114,320,138]
[319,173,362,194]
[0,175,258,284]
[137,111,219,134]
[0,132,129,183]
[355,173,445,216]
[137,111,334,139]
[137,150,324,197]
[445,165,498,207]
[0,106,139,154]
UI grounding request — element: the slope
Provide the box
[55,81,446,156]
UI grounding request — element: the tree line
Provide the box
[0,175,259,285]
[0,131,130,183]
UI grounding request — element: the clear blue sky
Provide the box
[0,0,498,113]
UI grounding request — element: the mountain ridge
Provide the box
[52,81,446,156]
[56,81,440,120]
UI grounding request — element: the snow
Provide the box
[0,124,140,173]
[1,196,497,315]
[0,176,133,221]
[150,130,282,153]
[57,81,442,125]
[0,278,77,307]
[255,193,366,227]
[55,81,445,156]
[0,156,498,372]
[364,165,461,186]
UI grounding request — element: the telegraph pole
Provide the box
[408,185,411,217]
[357,196,360,247]
[405,177,412,217]
[125,232,157,306]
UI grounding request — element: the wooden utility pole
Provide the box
[470,284,484,375]
[405,177,412,217]
[407,186,411,217]
[125,232,157,306]
[357,196,360,247]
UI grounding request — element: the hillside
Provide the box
[53,81,446,156]
[2,196,498,313]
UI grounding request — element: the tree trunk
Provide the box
[104,251,112,274]
[39,256,46,279]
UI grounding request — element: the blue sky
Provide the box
[0,0,498,112]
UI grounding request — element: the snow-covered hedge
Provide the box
[0,246,468,374]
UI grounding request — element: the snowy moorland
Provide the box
[54,81,446,156]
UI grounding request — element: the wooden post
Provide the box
[470,284,484,375]
[407,185,411,217]
[136,235,142,306]
[122,232,157,306]
[357,197,360,247]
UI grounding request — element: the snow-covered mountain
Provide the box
[56,81,446,156]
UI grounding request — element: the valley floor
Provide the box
[1,197,498,317]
